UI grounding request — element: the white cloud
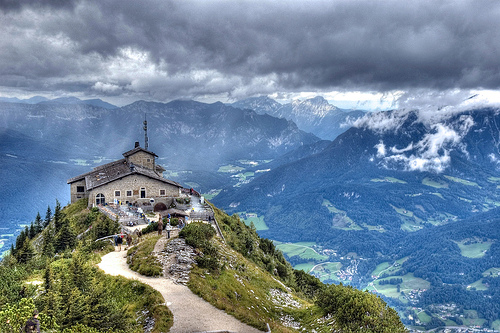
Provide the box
[366,111,475,173]
[374,140,386,158]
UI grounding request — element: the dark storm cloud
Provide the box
[1,0,500,101]
[0,0,76,12]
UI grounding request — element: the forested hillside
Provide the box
[1,199,407,332]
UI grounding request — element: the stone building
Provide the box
[67,142,182,209]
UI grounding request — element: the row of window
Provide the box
[114,189,167,197]
[76,186,167,197]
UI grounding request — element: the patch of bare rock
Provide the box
[157,237,197,285]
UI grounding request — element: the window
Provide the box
[76,186,85,193]
[160,189,166,196]
[126,190,132,197]
[140,188,146,198]
[96,193,105,205]
[115,190,121,197]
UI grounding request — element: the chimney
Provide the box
[135,141,140,148]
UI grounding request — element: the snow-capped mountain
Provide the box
[231,96,366,140]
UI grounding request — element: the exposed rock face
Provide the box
[158,238,197,285]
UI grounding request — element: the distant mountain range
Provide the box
[231,96,366,140]
[0,96,118,109]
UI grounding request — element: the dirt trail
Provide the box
[98,240,264,333]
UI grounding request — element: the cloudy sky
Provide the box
[1,0,500,109]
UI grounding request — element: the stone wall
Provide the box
[88,174,180,207]
[70,179,89,203]
[126,151,155,169]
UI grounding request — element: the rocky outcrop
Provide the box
[158,238,197,285]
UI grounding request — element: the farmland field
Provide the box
[238,212,269,231]
[444,175,480,187]
[274,241,328,261]
[366,273,430,299]
[454,239,493,258]
[468,279,488,291]
[309,262,343,282]
[483,267,500,277]
[422,177,448,188]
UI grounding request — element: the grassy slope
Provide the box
[185,204,406,332]
[4,199,173,333]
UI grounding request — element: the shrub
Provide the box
[179,223,216,249]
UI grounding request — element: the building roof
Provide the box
[122,146,158,158]
[67,159,181,190]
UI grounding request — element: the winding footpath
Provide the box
[98,242,263,333]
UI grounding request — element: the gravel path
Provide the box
[98,244,264,333]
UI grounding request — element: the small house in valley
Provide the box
[67,142,182,209]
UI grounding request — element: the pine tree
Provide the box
[44,206,52,228]
[29,222,36,239]
[17,238,35,264]
[42,225,55,258]
[54,200,63,230]
[44,263,54,291]
[55,219,76,252]
[34,212,43,233]
[14,228,27,255]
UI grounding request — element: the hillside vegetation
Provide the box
[176,203,407,332]
[2,198,407,332]
[1,199,173,333]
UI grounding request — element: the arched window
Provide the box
[96,193,105,205]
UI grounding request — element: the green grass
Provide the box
[462,310,486,327]
[485,198,500,207]
[422,177,448,188]
[417,310,432,324]
[431,192,445,199]
[365,273,430,301]
[492,319,500,331]
[444,175,480,187]
[127,234,163,276]
[361,223,386,232]
[217,164,245,173]
[371,258,408,277]
[372,262,391,277]
[238,212,269,231]
[274,241,328,261]
[483,267,500,277]
[309,262,342,282]
[454,239,493,258]
[294,262,316,273]
[468,279,488,291]
[488,177,500,183]
[203,189,222,200]
[188,239,320,333]
[371,177,407,184]
[391,204,414,217]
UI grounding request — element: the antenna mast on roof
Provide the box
[143,114,149,150]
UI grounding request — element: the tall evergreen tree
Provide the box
[54,200,62,230]
[34,212,43,233]
[29,222,36,239]
[55,219,76,253]
[42,225,55,258]
[44,206,52,228]
[17,238,35,264]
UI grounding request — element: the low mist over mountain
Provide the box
[231,96,366,140]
